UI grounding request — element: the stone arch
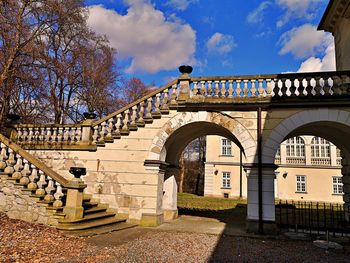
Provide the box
[263,109,350,164]
[147,111,257,165]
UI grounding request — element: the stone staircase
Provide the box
[0,134,132,233]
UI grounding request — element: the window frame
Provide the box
[286,136,305,157]
[222,171,231,189]
[296,175,307,193]
[332,176,343,195]
[311,137,331,158]
[221,138,233,156]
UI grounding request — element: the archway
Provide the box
[146,111,256,222]
[263,109,350,225]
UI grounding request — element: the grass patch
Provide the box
[177,193,246,211]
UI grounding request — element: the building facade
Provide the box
[205,135,343,203]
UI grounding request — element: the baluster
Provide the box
[236,80,242,97]
[152,94,161,118]
[19,159,30,185]
[199,81,206,97]
[39,127,45,143]
[160,89,170,114]
[258,79,264,97]
[316,77,325,96]
[192,81,198,98]
[251,79,257,97]
[52,129,57,143]
[279,78,287,96]
[22,128,28,144]
[16,128,23,143]
[170,84,178,106]
[44,177,55,201]
[57,127,63,142]
[121,110,130,135]
[243,80,249,97]
[144,98,153,123]
[304,77,313,96]
[0,143,8,170]
[34,127,40,142]
[333,76,342,95]
[45,128,52,143]
[105,118,114,142]
[228,80,233,98]
[207,81,212,97]
[214,81,220,97]
[98,121,107,143]
[136,103,145,127]
[28,165,39,190]
[298,78,306,96]
[92,126,99,144]
[323,77,331,95]
[75,127,82,142]
[112,114,122,139]
[28,128,34,143]
[289,78,297,97]
[341,75,350,95]
[63,128,70,142]
[35,171,47,196]
[4,148,16,174]
[12,154,23,179]
[129,107,138,131]
[220,80,226,98]
[53,182,64,207]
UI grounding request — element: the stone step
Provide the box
[58,211,116,224]
[82,201,99,208]
[84,206,108,215]
[56,217,126,231]
[61,222,137,237]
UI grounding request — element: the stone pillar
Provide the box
[305,143,312,165]
[143,160,168,226]
[163,176,178,221]
[330,144,337,167]
[280,143,286,164]
[245,163,277,234]
[177,65,192,102]
[204,163,215,196]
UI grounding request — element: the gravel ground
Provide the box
[1,213,349,263]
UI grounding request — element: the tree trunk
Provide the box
[178,152,185,193]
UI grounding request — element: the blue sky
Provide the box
[85,0,334,86]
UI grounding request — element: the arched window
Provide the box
[311,137,330,158]
[286,137,305,157]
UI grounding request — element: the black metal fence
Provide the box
[276,200,350,236]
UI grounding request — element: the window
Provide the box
[311,137,330,158]
[286,137,305,157]
[222,172,231,188]
[221,139,232,156]
[332,177,343,194]
[296,175,306,192]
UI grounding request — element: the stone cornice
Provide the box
[318,0,350,33]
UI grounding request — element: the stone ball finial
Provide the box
[179,65,193,75]
[69,167,86,179]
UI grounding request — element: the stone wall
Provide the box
[0,176,57,225]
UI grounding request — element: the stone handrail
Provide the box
[188,71,350,99]
[0,134,84,189]
[91,79,178,145]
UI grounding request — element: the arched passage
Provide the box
[145,111,257,222]
[263,109,350,223]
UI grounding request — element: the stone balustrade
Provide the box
[91,80,178,145]
[311,157,332,166]
[14,125,83,146]
[188,71,350,99]
[0,134,86,220]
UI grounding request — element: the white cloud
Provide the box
[278,24,332,59]
[276,0,323,27]
[297,42,335,72]
[164,0,198,11]
[206,33,237,55]
[87,1,196,73]
[247,1,271,24]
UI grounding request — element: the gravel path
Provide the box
[0,213,349,263]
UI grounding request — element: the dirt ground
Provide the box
[1,212,350,263]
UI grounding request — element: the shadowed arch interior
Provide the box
[162,121,245,167]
